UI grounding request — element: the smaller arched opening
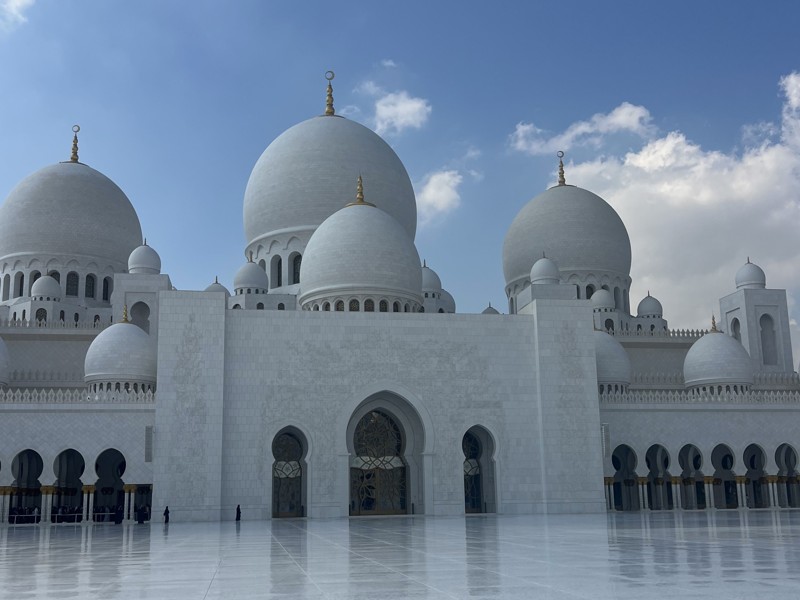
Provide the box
[102,277,113,302]
[85,274,96,299]
[393,302,400,313]
[731,318,741,342]
[256,303,264,310]
[14,272,24,298]
[66,272,79,297]
[53,449,85,523]
[586,284,595,299]
[35,308,47,323]
[678,444,706,509]
[379,300,388,313]
[272,427,308,518]
[28,270,41,295]
[759,314,778,366]
[93,449,126,523]
[604,319,614,332]
[645,444,673,510]
[290,253,301,285]
[711,444,738,509]
[10,449,44,523]
[775,444,800,508]
[349,299,360,312]
[611,445,639,511]
[270,255,283,289]
[130,302,151,334]
[462,426,497,514]
[743,444,769,508]
[1,273,9,301]
[364,299,375,312]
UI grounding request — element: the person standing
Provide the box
[163,506,169,523]
[236,505,241,521]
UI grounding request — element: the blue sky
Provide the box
[2,1,800,353]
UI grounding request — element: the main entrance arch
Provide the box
[347,393,426,516]
[272,428,307,518]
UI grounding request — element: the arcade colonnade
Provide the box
[606,442,800,512]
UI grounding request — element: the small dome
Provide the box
[31,275,61,300]
[530,257,560,285]
[128,242,161,275]
[421,263,442,292]
[735,260,766,290]
[440,289,456,313]
[637,293,663,317]
[0,161,142,267]
[591,289,615,310]
[204,278,231,297]
[84,322,156,387]
[233,262,269,292]
[244,116,417,251]
[503,185,631,288]
[298,203,422,308]
[683,331,754,389]
[482,303,500,315]
[0,335,10,386]
[594,330,631,387]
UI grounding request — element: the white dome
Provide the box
[31,275,61,300]
[591,289,615,310]
[0,335,10,386]
[84,322,156,386]
[440,289,456,313]
[530,257,560,285]
[204,278,231,297]
[735,260,766,290]
[244,116,417,251]
[683,331,754,389]
[298,203,422,307]
[128,242,161,275]
[421,264,442,292]
[0,162,143,267]
[233,262,269,292]
[482,304,500,315]
[594,331,631,387]
[503,185,631,287]
[637,293,663,317]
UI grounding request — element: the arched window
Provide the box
[130,302,151,333]
[605,319,614,331]
[379,300,388,313]
[586,285,595,299]
[2,273,9,301]
[291,254,301,285]
[731,318,741,342]
[14,272,24,298]
[438,308,444,313]
[258,259,266,271]
[93,314,100,324]
[393,302,400,313]
[102,277,112,302]
[271,256,282,288]
[364,299,374,312]
[278,303,285,311]
[21,310,26,320]
[65,272,79,297]
[35,308,47,322]
[349,299,360,312]
[760,314,778,365]
[232,304,241,309]
[59,310,65,321]
[323,302,330,311]
[85,274,96,299]
[404,303,409,313]
[28,271,41,295]
[257,303,264,310]
[73,313,79,324]
[335,300,344,311]
[48,271,60,283]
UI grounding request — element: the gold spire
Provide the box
[711,314,718,332]
[557,151,566,186]
[347,174,375,207]
[324,70,335,116]
[214,276,219,284]
[121,304,129,323]
[70,125,80,162]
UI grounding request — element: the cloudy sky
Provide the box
[1,1,799,356]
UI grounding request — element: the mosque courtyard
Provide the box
[1,511,799,599]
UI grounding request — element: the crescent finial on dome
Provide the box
[557,151,566,186]
[325,70,335,116]
[121,304,129,323]
[711,314,717,332]
[347,174,375,208]
[70,125,80,162]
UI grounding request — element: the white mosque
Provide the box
[0,77,798,524]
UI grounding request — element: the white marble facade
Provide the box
[0,82,798,524]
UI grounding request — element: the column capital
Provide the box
[735,476,747,485]
[40,485,56,495]
[670,476,681,485]
[637,477,648,485]
[123,484,138,493]
[82,485,96,493]
[603,477,614,485]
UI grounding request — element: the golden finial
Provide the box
[214,276,219,284]
[347,174,375,207]
[324,70,335,116]
[70,125,80,162]
[557,151,566,186]
[121,304,129,323]
[711,314,718,332]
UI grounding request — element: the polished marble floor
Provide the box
[1,510,800,599]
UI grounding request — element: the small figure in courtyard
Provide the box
[236,505,241,521]
[163,506,169,523]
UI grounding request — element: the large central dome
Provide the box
[243,116,417,248]
[0,161,142,267]
[503,184,631,288]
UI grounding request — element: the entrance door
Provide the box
[272,432,304,517]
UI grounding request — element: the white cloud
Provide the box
[510,102,655,155]
[0,0,34,32]
[355,80,432,135]
[416,169,463,225]
[381,59,397,68]
[540,73,800,353]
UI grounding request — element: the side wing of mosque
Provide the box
[0,80,797,524]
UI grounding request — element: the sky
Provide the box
[1,1,800,358]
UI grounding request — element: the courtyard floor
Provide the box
[1,510,799,599]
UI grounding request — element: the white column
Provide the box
[672,478,681,510]
[40,488,50,525]
[639,478,649,510]
[737,478,747,509]
[0,491,6,523]
[604,478,613,510]
[123,489,131,522]
[769,478,779,508]
[705,477,715,509]
[86,489,94,524]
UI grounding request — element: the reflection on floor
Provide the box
[1,511,800,599]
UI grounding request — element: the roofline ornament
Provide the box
[121,304,129,323]
[70,125,80,163]
[346,174,375,208]
[557,151,566,186]
[324,71,335,116]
